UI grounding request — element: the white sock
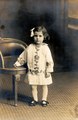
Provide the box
[31,85,38,101]
[42,85,48,101]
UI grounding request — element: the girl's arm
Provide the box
[14,49,27,67]
[45,46,54,73]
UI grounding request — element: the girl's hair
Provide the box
[31,26,50,40]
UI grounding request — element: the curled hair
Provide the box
[30,26,50,40]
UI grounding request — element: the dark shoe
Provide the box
[29,100,38,106]
[41,100,49,107]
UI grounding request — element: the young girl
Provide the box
[14,26,54,107]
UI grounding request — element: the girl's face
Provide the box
[33,31,44,45]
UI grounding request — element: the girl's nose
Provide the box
[37,36,39,39]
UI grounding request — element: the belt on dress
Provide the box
[28,69,45,74]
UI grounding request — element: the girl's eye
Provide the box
[39,35,42,37]
[34,35,42,37]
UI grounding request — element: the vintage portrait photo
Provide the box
[0,0,78,120]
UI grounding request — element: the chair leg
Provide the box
[12,75,19,107]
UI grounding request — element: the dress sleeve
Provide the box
[45,45,54,73]
[14,49,27,67]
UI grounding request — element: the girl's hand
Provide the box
[14,63,17,68]
[13,61,21,68]
[45,72,51,78]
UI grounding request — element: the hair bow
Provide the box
[30,28,35,37]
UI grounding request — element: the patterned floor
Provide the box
[0,72,78,120]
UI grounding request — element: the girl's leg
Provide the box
[41,85,49,106]
[31,85,38,102]
[42,85,48,101]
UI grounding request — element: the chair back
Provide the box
[0,38,27,68]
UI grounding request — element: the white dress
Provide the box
[14,43,54,85]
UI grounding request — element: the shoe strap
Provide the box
[42,100,49,104]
